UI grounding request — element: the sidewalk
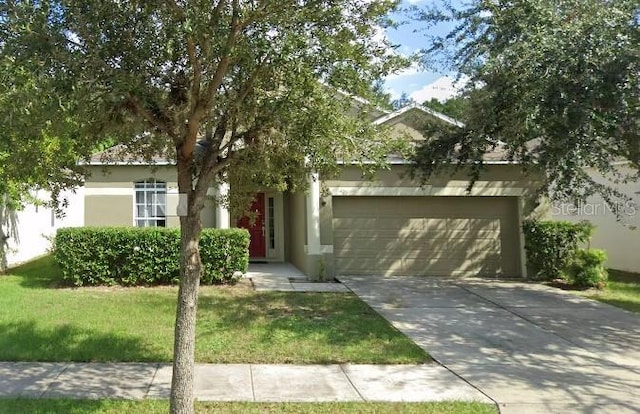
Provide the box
[0,362,492,403]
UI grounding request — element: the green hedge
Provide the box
[522,220,593,281]
[567,249,608,289]
[54,227,249,286]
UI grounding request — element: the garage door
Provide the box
[332,196,521,277]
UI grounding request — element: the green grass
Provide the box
[581,269,640,313]
[0,256,427,364]
[0,399,498,414]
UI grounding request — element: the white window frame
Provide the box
[134,179,167,227]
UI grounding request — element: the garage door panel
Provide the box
[334,217,428,230]
[332,196,520,277]
[335,258,502,276]
[335,232,502,250]
[336,241,500,259]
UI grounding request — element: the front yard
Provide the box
[0,256,427,364]
[580,269,640,313]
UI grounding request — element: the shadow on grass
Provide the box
[608,269,640,283]
[7,256,67,289]
[595,298,640,313]
[0,399,167,414]
[0,320,166,362]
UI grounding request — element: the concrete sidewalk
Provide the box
[0,362,492,403]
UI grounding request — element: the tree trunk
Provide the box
[0,194,11,273]
[169,212,203,414]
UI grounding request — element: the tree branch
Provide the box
[127,95,178,142]
[203,0,241,101]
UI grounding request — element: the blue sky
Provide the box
[382,0,466,103]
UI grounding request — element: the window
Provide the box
[134,180,166,227]
[268,197,275,249]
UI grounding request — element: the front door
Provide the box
[237,193,266,258]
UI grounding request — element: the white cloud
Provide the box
[409,75,468,103]
[386,87,402,100]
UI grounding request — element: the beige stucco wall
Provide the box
[85,195,134,226]
[388,123,426,142]
[550,165,640,273]
[84,165,216,228]
[325,164,533,189]
[284,192,307,274]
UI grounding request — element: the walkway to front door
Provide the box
[247,263,348,293]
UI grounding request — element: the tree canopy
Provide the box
[422,96,467,120]
[412,0,640,206]
[1,1,406,412]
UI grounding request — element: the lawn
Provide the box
[0,256,427,364]
[581,269,640,313]
[0,400,498,414]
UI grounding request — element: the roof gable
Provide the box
[372,103,464,128]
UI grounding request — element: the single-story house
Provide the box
[84,103,539,279]
[551,163,640,273]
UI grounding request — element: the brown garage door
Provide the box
[332,196,521,277]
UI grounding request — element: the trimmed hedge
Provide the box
[54,227,249,286]
[522,220,593,281]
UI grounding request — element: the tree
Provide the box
[422,96,467,120]
[0,1,404,412]
[412,0,640,207]
[0,58,86,272]
[391,91,415,109]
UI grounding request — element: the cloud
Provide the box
[409,75,468,103]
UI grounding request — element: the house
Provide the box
[84,103,539,279]
[1,189,84,270]
[551,163,640,273]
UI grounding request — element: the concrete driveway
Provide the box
[339,276,640,414]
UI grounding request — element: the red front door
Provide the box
[237,193,266,258]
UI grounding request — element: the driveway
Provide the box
[339,276,640,414]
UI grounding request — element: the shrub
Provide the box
[566,249,608,289]
[54,227,249,286]
[522,220,593,281]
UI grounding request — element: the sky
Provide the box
[382,0,466,103]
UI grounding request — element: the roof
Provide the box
[86,102,514,166]
[372,103,464,128]
[87,145,173,165]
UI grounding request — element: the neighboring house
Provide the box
[2,188,84,269]
[551,164,640,273]
[84,103,539,279]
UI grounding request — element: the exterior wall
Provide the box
[284,191,307,274]
[4,188,84,268]
[388,122,426,142]
[85,195,133,226]
[84,165,216,228]
[551,165,640,273]
[327,164,532,191]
